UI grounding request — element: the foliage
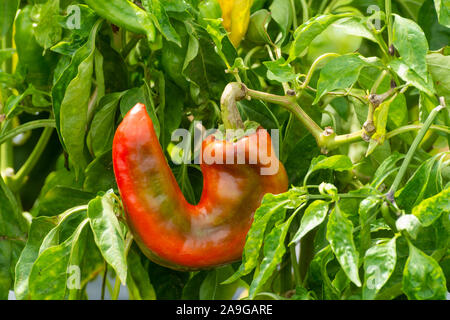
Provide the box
[0,0,449,300]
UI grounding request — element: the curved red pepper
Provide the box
[113,103,288,270]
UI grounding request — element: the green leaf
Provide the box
[396,153,445,212]
[314,54,370,104]
[89,92,126,157]
[127,245,156,300]
[418,0,450,50]
[33,186,94,217]
[304,154,353,185]
[426,53,450,103]
[333,17,377,43]
[248,211,298,299]
[34,0,63,50]
[199,269,218,300]
[52,19,103,178]
[359,196,381,254]
[263,57,297,83]
[288,14,351,62]
[387,93,408,131]
[269,0,293,44]
[200,266,245,300]
[14,217,58,300]
[396,214,422,239]
[88,192,127,285]
[362,238,397,300]
[402,241,447,300]
[28,219,89,300]
[143,0,181,46]
[223,192,296,284]
[371,152,405,188]
[434,0,450,27]
[389,59,435,96]
[366,94,397,156]
[84,150,116,194]
[392,14,429,80]
[0,241,11,299]
[0,0,19,36]
[326,203,361,287]
[412,186,450,227]
[307,245,338,299]
[290,200,329,245]
[0,176,26,299]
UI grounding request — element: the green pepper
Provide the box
[14,6,56,89]
[84,0,156,42]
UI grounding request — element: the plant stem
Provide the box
[10,127,53,191]
[301,53,340,90]
[246,87,323,140]
[290,0,298,29]
[111,275,122,301]
[386,124,450,139]
[243,84,450,152]
[299,0,309,24]
[306,193,373,200]
[370,70,388,94]
[386,103,446,201]
[0,119,56,146]
[318,0,330,14]
[101,262,108,300]
[220,83,246,130]
[1,28,14,182]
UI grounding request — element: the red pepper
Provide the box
[113,103,288,270]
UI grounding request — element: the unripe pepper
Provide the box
[112,103,288,270]
[218,0,253,47]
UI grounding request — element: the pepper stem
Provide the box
[220,82,247,130]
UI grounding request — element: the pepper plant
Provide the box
[0,0,449,300]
